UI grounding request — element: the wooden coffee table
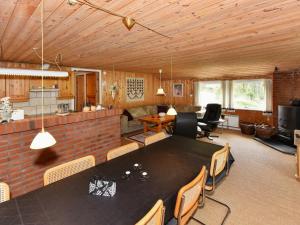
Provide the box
[139,115,175,133]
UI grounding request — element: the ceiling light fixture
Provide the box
[30,0,56,150]
[167,56,177,116]
[67,0,171,39]
[156,69,165,96]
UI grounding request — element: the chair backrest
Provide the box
[174,166,206,225]
[107,142,139,161]
[0,182,10,203]
[44,155,96,186]
[144,132,167,146]
[174,112,198,139]
[135,199,165,225]
[202,104,222,122]
[210,143,230,176]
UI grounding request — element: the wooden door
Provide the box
[76,75,85,111]
[86,73,97,106]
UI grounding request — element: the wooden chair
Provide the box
[44,155,96,186]
[174,166,207,225]
[135,199,165,225]
[107,142,139,161]
[144,132,167,146]
[204,143,231,225]
[205,143,230,192]
[0,182,10,203]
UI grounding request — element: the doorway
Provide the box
[74,71,100,111]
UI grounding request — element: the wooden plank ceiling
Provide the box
[1,0,300,79]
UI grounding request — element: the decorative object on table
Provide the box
[139,171,150,181]
[30,0,56,150]
[121,170,132,180]
[133,163,142,171]
[126,77,145,102]
[90,105,96,112]
[156,69,166,96]
[255,124,276,139]
[83,106,90,112]
[66,0,171,39]
[0,97,12,122]
[89,176,116,197]
[96,104,104,111]
[11,109,25,121]
[158,112,166,118]
[167,56,177,116]
[240,122,255,135]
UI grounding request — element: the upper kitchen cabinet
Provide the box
[57,72,74,99]
[5,76,30,102]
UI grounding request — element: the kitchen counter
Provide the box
[0,109,122,135]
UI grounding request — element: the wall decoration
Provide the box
[126,78,144,102]
[173,83,184,97]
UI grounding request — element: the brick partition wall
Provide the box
[0,109,122,198]
[273,69,300,127]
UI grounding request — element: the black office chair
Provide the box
[198,104,222,140]
[173,112,198,139]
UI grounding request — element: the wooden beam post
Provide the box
[294,130,300,181]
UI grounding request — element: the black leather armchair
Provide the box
[198,104,222,140]
[173,112,198,139]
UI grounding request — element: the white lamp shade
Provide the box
[167,106,177,116]
[156,88,166,95]
[30,130,56,150]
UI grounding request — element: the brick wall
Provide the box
[0,109,122,198]
[273,69,300,126]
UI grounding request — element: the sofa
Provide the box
[121,104,200,134]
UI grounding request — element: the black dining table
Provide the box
[0,135,234,225]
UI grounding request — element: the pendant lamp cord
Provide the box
[41,0,44,131]
[170,56,173,105]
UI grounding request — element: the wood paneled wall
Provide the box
[0,61,74,102]
[102,70,162,109]
[160,79,194,106]
[102,71,194,109]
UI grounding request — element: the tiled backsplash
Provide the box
[12,89,74,115]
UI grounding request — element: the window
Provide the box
[231,79,267,110]
[194,81,223,107]
[194,79,272,111]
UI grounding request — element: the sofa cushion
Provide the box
[128,107,148,118]
[123,109,133,121]
[144,105,157,115]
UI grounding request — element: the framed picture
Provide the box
[173,83,183,97]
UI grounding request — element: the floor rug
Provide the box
[254,137,296,155]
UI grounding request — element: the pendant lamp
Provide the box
[30,0,56,150]
[156,69,166,96]
[167,56,177,116]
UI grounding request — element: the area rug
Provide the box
[127,131,170,144]
[254,137,296,155]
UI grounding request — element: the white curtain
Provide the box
[265,79,273,111]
